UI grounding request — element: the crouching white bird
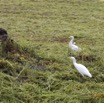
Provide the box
[69,36,81,51]
[70,57,92,78]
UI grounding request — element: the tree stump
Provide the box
[0,28,22,56]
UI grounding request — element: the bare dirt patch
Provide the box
[76,54,96,62]
[51,36,68,43]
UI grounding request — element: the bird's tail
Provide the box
[88,73,92,78]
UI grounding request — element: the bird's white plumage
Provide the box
[70,57,92,78]
[69,36,81,51]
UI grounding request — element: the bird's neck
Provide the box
[73,60,77,65]
[73,62,78,69]
[69,38,74,45]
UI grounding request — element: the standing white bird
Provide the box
[69,36,81,51]
[70,57,92,78]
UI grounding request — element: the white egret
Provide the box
[70,57,92,78]
[69,36,81,51]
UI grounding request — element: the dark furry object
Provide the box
[0,28,8,41]
[0,28,22,55]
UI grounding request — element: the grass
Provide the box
[0,0,104,102]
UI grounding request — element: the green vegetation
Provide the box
[0,0,104,102]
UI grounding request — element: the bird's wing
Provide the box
[71,44,79,50]
[76,64,91,76]
[73,42,76,44]
[69,42,81,51]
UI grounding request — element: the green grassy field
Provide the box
[0,0,104,102]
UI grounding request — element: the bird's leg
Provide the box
[79,74,85,83]
[81,77,85,83]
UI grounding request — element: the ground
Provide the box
[0,0,104,102]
